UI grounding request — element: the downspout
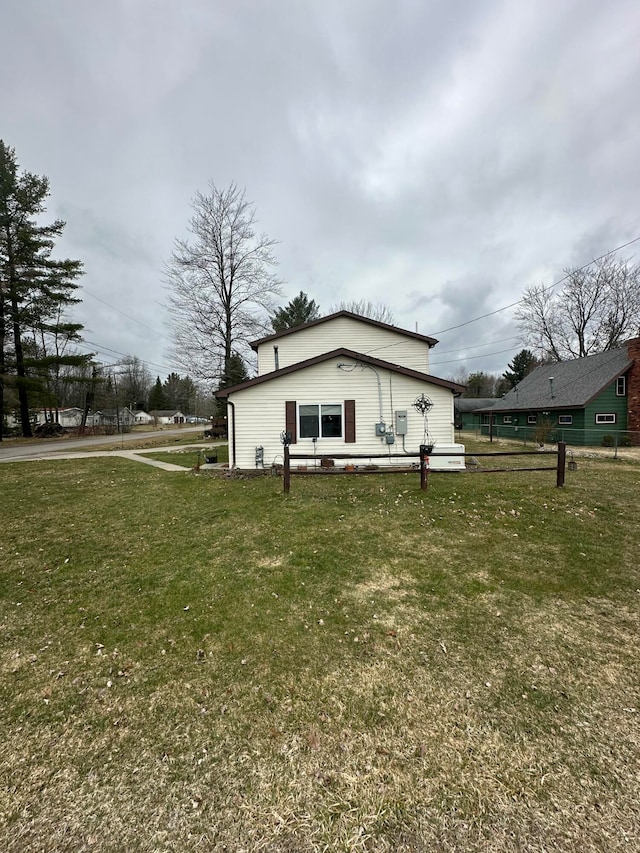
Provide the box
[227,398,237,469]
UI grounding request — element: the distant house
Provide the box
[86,408,136,429]
[133,410,154,425]
[454,398,497,431]
[32,407,84,428]
[215,311,466,470]
[148,410,186,425]
[475,337,640,446]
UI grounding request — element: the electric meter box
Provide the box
[375,422,386,436]
[394,410,408,435]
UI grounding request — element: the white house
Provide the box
[215,312,466,470]
[32,407,84,428]
[148,410,186,425]
[133,410,154,425]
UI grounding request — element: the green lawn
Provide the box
[1,452,639,851]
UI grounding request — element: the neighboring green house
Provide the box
[474,338,640,446]
[454,398,497,431]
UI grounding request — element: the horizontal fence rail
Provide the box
[281,442,567,493]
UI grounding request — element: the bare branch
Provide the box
[164,182,283,385]
[515,257,640,360]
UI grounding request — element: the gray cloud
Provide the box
[3,0,639,382]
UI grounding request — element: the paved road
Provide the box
[0,425,206,463]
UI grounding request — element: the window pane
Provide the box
[299,404,319,437]
[321,404,342,437]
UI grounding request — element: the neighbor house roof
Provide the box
[148,410,184,417]
[477,348,632,413]
[216,347,465,399]
[250,311,439,350]
[455,398,497,413]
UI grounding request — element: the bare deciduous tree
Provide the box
[329,299,395,325]
[516,257,640,360]
[117,355,152,410]
[165,182,283,385]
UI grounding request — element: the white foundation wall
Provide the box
[227,357,463,470]
[256,317,431,375]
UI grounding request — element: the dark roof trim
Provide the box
[250,311,439,350]
[216,347,465,398]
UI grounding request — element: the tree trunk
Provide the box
[0,286,4,442]
[11,305,32,437]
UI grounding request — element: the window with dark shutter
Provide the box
[285,401,297,443]
[344,399,356,443]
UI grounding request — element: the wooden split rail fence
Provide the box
[282,442,567,493]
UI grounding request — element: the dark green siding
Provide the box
[584,379,628,442]
[477,381,628,446]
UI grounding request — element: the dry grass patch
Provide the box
[0,456,639,850]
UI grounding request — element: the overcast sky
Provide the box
[3,0,640,383]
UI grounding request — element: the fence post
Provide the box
[556,441,566,487]
[283,445,291,494]
[419,444,429,491]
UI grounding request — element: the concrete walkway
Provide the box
[0,441,226,472]
[0,425,205,462]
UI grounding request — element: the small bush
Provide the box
[534,417,554,446]
[601,434,614,447]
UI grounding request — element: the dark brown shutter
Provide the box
[344,399,356,443]
[285,400,297,444]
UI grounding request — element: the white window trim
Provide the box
[616,376,626,396]
[527,415,537,424]
[595,413,616,424]
[558,415,573,425]
[298,402,344,439]
[503,415,512,424]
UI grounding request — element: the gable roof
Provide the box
[216,347,465,399]
[478,347,632,413]
[148,410,184,417]
[250,311,439,350]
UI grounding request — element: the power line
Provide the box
[357,235,640,363]
[74,338,179,375]
[431,347,518,367]
[428,235,640,336]
[81,287,164,336]
[429,335,521,356]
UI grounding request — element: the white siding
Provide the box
[227,357,458,469]
[256,316,431,375]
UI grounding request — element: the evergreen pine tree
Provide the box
[503,349,539,389]
[271,291,320,332]
[0,141,85,437]
[148,376,168,411]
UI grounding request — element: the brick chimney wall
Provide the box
[626,337,640,442]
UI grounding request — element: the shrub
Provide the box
[534,417,554,446]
